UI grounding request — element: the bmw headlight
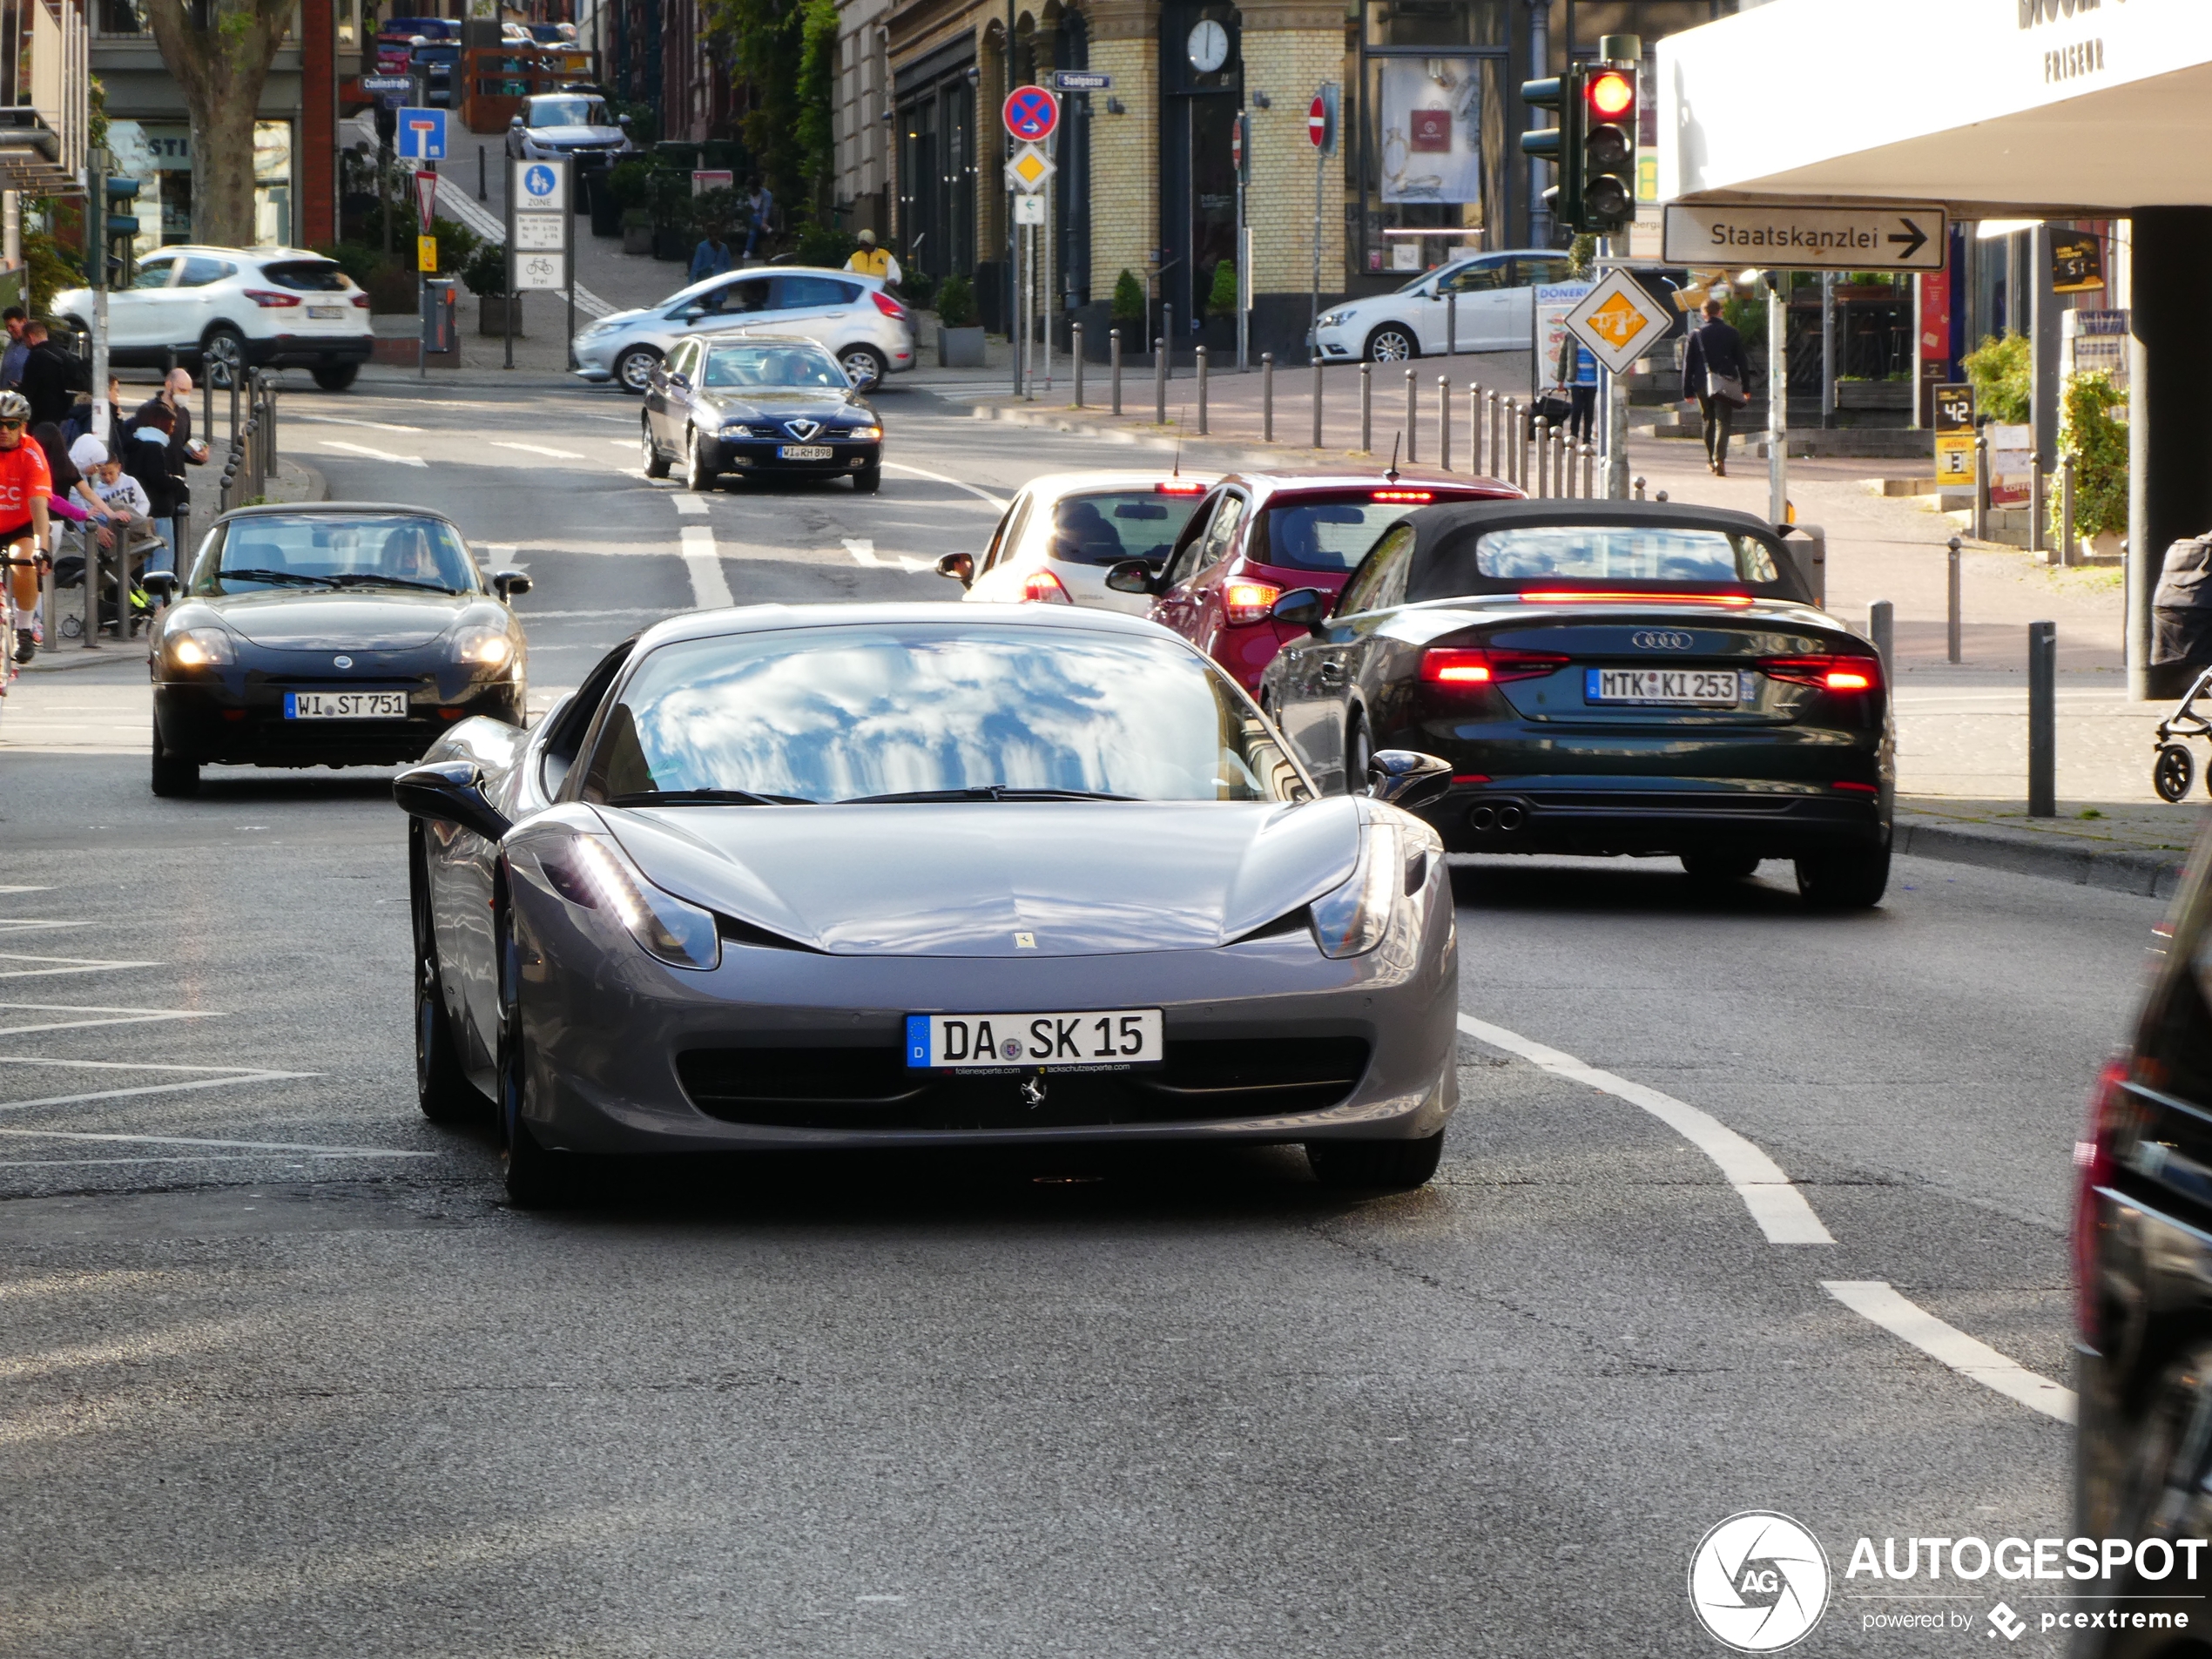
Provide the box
[1308,822,1399,959]
[1317,308,1353,329]
[165,624,235,669]
[451,623,516,671]
[541,833,720,971]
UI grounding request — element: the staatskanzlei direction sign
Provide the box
[1662,201,1948,272]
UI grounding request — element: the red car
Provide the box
[1117,470,1521,693]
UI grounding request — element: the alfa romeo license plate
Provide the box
[1587,668,1749,706]
[308,305,344,320]
[906,1008,1163,1071]
[778,444,833,461]
[284,691,408,719]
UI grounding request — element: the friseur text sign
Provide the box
[1662,202,1947,272]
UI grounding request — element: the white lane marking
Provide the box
[670,496,710,516]
[841,537,934,574]
[1822,1280,2075,1424]
[0,1055,293,1073]
[880,462,1008,509]
[1457,1013,1834,1244]
[0,918,73,934]
[510,608,674,620]
[490,441,586,461]
[0,887,51,894]
[317,439,428,469]
[291,411,424,434]
[680,525,732,609]
[0,953,160,981]
[608,436,637,448]
[0,1002,219,1037]
[0,1126,433,1157]
[0,1074,317,1112]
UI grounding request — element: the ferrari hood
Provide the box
[603,798,1362,957]
[212,591,466,651]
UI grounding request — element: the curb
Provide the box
[1895,812,2192,900]
[970,400,1351,472]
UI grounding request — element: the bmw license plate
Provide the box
[285,691,408,719]
[778,444,833,461]
[308,305,344,320]
[1587,668,1749,706]
[906,1008,1163,1071]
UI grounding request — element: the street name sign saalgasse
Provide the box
[1662,202,1948,273]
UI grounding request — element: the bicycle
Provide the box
[0,550,46,738]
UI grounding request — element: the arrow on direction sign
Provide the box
[1888,218,1928,262]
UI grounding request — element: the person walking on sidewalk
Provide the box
[1554,330,1599,443]
[744,177,772,260]
[18,322,87,430]
[689,230,732,283]
[122,369,207,571]
[1682,297,1750,477]
[0,309,27,391]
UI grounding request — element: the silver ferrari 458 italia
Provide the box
[395,604,1460,1205]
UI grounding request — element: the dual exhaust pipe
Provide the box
[1467,801,1525,834]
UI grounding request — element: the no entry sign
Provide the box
[1003,84,1059,142]
[1308,91,1329,148]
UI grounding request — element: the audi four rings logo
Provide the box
[1634,631,1695,651]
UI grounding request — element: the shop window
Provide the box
[1355,49,1510,276]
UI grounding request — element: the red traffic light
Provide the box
[1587,69,1634,118]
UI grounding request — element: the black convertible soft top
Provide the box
[1355,498,1816,608]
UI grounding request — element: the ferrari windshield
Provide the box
[579,624,1309,805]
[198,514,479,594]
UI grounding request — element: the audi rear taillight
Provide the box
[2076,1058,2136,1345]
[1421,647,1568,686]
[870,290,907,320]
[1022,569,1072,604]
[243,288,301,307]
[1224,581,1281,624]
[1761,653,1882,692]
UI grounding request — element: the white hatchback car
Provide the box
[573,266,915,393]
[939,471,1220,614]
[52,246,374,390]
[1308,248,1577,362]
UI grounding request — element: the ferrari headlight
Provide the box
[165,625,234,669]
[1308,821,1399,960]
[452,623,515,670]
[545,834,720,971]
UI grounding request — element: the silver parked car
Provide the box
[1308,248,1576,361]
[573,266,916,393]
[393,604,1461,1207]
[505,90,632,170]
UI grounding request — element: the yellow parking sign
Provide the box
[417,235,437,273]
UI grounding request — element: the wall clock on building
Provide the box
[1186,18,1229,73]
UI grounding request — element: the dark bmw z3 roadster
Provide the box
[1257,500,1893,907]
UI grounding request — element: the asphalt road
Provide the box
[0,374,2154,1656]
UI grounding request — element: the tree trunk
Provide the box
[141,0,294,248]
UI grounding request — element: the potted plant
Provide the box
[462,242,520,335]
[1200,258,1238,355]
[1110,268,1145,354]
[935,274,985,368]
[621,207,654,256]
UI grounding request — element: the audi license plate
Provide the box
[778,444,833,461]
[307,305,344,320]
[1587,668,1749,706]
[284,691,408,719]
[906,1008,1163,1071]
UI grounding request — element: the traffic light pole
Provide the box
[1602,235,1629,499]
[1767,271,1788,524]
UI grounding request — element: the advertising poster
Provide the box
[1533,280,1593,396]
[1379,57,1481,205]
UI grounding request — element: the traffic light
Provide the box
[105,177,142,287]
[1519,69,1583,233]
[1579,60,1636,233]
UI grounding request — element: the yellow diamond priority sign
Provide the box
[1562,269,1669,375]
[1004,143,1056,194]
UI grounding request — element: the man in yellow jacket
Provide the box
[845,230,901,286]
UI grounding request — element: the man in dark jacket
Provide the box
[1681,297,1750,476]
[123,369,207,568]
[17,322,88,429]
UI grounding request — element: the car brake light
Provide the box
[352,293,372,309]
[1224,581,1282,624]
[1519,590,1755,608]
[1761,653,1882,691]
[243,288,301,307]
[2076,1058,2137,1345]
[1831,781,1878,795]
[870,290,907,320]
[1155,481,1208,496]
[1372,489,1433,502]
[1022,569,1072,604]
[1421,647,1568,686]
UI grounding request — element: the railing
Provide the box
[218,371,280,514]
[0,0,86,191]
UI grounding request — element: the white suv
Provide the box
[572,266,915,393]
[53,246,374,391]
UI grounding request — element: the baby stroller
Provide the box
[51,535,158,642]
[2150,533,2212,801]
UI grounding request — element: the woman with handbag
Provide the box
[1682,297,1750,476]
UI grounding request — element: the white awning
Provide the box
[1657,0,2212,217]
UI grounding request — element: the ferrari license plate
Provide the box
[307,305,344,320]
[1587,668,1749,706]
[284,691,408,719]
[778,444,833,461]
[906,1008,1163,1070]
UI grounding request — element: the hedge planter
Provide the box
[623,224,654,255]
[478,295,524,336]
[938,325,987,368]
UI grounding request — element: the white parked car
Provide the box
[505,90,633,170]
[52,246,374,391]
[937,471,1220,613]
[1308,248,1577,362]
[572,266,915,393]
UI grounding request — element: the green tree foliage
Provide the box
[2052,370,2128,542]
[1963,331,2032,425]
[1206,258,1238,315]
[934,274,976,328]
[707,0,806,226]
[792,0,838,219]
[604,159,655,212]
[1111,269,1144,322]
[1566,233,1595,278]
[792,224,857,268]
[461,240,509,297]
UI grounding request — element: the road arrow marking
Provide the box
[670,496,710,516]
[1888,217,1928,261]
[841,538,934,574]
[317,439,427,468]
[292,412,425,434]
[680,525,732,608]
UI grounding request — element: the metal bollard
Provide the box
[2030,451,2047,558]
[1580,442,1595,500]
[1467,383,1481,475]
[1634,475,1647,501]
[2027,619,2056,817]
[2060,451,2078,567]
[1262,353,1274,442]
[1359,363,1372,454]
[1437,375,1451,471]
[1487,391,1500,482]
[1404,368,1418,464]
[1793,524,1827,609]
[1870,599,1894,683]
[1551,428,1565,497]
[1447,292,1457,357]
[1947,534,1963,664]
[1534,418,1549,497]
[1154,338,1166,425]
[1196,345,1208,435]
[1073,323,1084,408]
[1110,328,1123,416]
[1162,305,1173,381]
[81,522,98,647]
[1502,399,1518,488]
[1973,434,1989,543]
[1312,356,1323,449]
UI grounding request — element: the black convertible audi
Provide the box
[1251,500,1893,907]
[641,334,883,493]
[145,503,530,796]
